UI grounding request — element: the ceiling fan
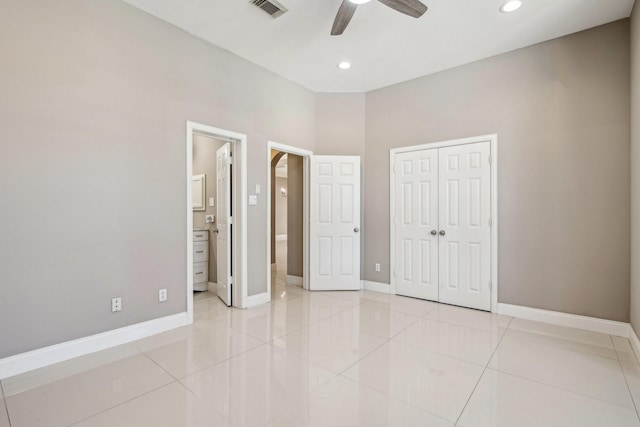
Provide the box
[331,0,428,36]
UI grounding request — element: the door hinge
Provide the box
[393,268,397,278]
[488,155,492,165]
[393,163,396,174]
[229,216,233,225]
[227,156,233,165]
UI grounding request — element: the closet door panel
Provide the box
[438,142,491,311]
[394,149,439,301]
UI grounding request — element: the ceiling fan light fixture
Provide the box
[499,0,522,13]
[337,61,351,70]
[349,0,372,4]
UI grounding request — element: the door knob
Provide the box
[439,230,446,236]
[430,230,437,236]
[214,229,219,234]
[354,227,360,232]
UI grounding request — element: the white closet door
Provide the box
[394,149,439,301]
[216,143,232,306]
[438,142,491,311]
[310,156,361,291]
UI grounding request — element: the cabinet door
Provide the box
[438,142,491,311]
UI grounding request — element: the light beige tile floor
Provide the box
[2,278,640,426]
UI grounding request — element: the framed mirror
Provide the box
[192,174,206,211]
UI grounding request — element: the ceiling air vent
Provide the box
[252,0,288,18]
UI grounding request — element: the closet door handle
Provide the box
[439,230,446,236]
[430,230,437,236]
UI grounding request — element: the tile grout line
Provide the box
[610,334,640,422]
[484,322,638,411]
[0,381,12,427]
[334,374,454,425]
[67,381,180,426]
[453,315,514,426]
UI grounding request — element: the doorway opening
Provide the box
[186,121,247,323]
[267,142,312,302]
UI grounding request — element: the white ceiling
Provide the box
[122,0,635,93]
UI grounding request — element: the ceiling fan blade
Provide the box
[331,1,358,36]
[377,0,427,18]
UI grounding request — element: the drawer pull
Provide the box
[195,234,204,238]
[196,251,204,254]
[196,272,203,275]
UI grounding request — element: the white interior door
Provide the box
[216,143,232,306]
[394,149,439,301]
[310,156,361,291]
[392,141,492,311]
[438,142,491,310]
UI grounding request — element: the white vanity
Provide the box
[193,229,209,291]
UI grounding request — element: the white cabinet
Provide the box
[193,230,209,291]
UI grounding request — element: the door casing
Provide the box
[389,134,498,313]
[186,121,248,323]
[266,141,313,302]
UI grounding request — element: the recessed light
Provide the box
[349,0,372,4]
[500,0,522,13]
[338,61,351,70]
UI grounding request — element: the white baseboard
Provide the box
[362,280,392,294]
[286,275,303,287]
[628,325,640,362]
[497,303,629,337]
[207,281,216,292]
[276,234,287,241]
[245,292,270,308]
[0,313,188,380]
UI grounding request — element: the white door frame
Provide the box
[186,121,248,323]
[389,134,498,313]
[266,141,313,302]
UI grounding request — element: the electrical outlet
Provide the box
[375,263,381,272]
[159,289,168,302]
[111,297,122,312]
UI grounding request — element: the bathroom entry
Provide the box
[192,133,233,306]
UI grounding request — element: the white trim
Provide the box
[362,280,392,294]
[389,134,499,312]
[267,141,313,304]
[286,275,303,287]
[628,326,640,361]
[0,313,188,380]
[207,281,216,292]
[245,292,270,308]
[186,121,248,312]
[276,234,287,241]
[497,303,630,337]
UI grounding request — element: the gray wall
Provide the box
[0,0,315,358]
[193,134,226,282]
[287,154,304,278]
[315,94,366,156]
[364,20,631,322]
[275,177,288,236]
[631,5,640,333]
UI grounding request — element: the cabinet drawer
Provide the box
[193,231,209,242]
[193,262,208,284]
[193,241,209,263]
